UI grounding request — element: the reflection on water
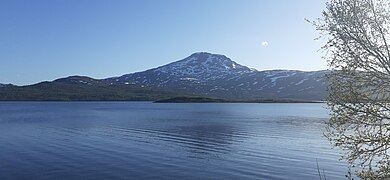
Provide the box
[0,102,347,179]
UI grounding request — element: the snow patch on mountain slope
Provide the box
[295,78,308,85]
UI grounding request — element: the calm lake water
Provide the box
[0,102,348,179]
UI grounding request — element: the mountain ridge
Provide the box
[0,52,328,101]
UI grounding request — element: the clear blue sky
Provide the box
[0,0,327,85]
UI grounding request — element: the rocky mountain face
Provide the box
[106,52,327,100]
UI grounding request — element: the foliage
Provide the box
[0,82,178,101]
[154,96,228,103]
[312,0,390,178]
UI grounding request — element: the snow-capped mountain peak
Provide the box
[106,52,326,100]
[153,52,251,77]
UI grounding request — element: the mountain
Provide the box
[107,52,327,100]
[0,83,14,88]
[0,52,328,101]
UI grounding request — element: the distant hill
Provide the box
[0,80,180,101]
[0,83,14,88]
[0,52,328,101]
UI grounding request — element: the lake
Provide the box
[0,102,348,179]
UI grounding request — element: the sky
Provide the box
[0,0,328,85]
